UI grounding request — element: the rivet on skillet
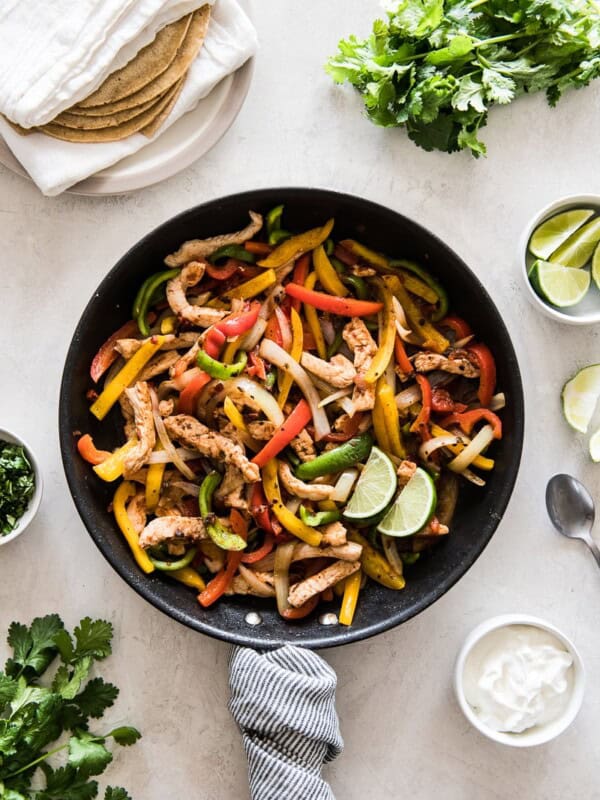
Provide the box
[318,613,338,626]
[245,612,262,626]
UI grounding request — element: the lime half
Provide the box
[529,209,594,260]
[592,243,600,291]
[343,447,397,520]
[550,216,600,268]
[590,429,600,463]
[562,365,600,434]
[529,260,590,307]
[377,467,436,538]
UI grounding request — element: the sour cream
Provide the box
[462,625,574,734]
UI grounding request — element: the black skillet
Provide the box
[59,188,524,649]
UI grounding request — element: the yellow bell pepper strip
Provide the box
[145,444,165,513]
[170,566,206,591]
[372,387,392,453]
[90,335,165,420]
[348,530,405,590]
[318,499,338,512]
[160,315,177,334]
[339,239,389,270]
[383,276,449,354]
[377,377,406,458]
[262,459,322,547]
[302,283,325,352]
[303,272,327,359]
[223,396,259,451]
[207,269,278,308]
[277,308,304,408]
[113,481,155,574]
[339,568,361,626]
[399,272,439,305]
[364,280,396,383]
[258,219,335,269]
[430,423,494,470]
[222,339,239,365]
[389,258,449,321]
[313,245,348,297]
[93,439,138,482]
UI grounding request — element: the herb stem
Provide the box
[468,0,488,8]
[6,744,68,778]
[475,32,536,48]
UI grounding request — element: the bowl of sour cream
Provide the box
[454,614,585,746]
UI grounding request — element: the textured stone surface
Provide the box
[0,2,599,798]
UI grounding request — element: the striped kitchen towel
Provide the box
[229,646,343,800]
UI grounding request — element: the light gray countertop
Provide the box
[1,2,600,798]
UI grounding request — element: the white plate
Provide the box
[0,51,254,196]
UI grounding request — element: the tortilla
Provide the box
[76,14,192,108]
[53,91,170,129]
[141,76,186,138]
[72,6,211,117]
[38,79,183,143]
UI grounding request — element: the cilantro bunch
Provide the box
[326,0,600,156]
[0,442,35,536]
[0,615,140,800]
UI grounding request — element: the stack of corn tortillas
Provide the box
[18,6,211,143]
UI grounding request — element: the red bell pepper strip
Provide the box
[229,508,248,540]
[285,283,383,317]
[197,551,243,608]
[281,595,319,620]
[247,349,267,380]
[215,302,260,338]
[90,319,141,383]
[441,408,503,439]
[77,434,111,465]
[206,258,240,281]
[241,533,274,564]
[394,336,414,375]
[431,388,467,414]
[410,374,432,433]
[178,373,212,415]
[290,254,311,312]
[301,323,317,351]
[249,482,281,537]
[467,343,496,407]
[264,313,284,347]
[440,315,473,339]
[244,241,272,256]
[251,400,312,468]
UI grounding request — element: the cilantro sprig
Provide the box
[0,441,35,536]
[0,616,139,800]
[327,0,600,156]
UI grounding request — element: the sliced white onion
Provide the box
[331,468,359,503]
[382,535,405,577]
[147,448,198,464]
[336,395,356,416]
[448,424,494,473]
[418,434,461,464]
[259,339,330,440]
[312,375,356,415]
[225,376,285,426]
[461,468,486,487]
[317,387,352,408]
[490,392,506,411]
[274,541,295,614]
[392,297,420,344]
[170,480,201,496]
[395,384,420,410]
[320,317,336,347]
[454,334,475,348]
[238,564,275,597]
[240,317,268,351]
[274,306,292,351]
[189,291,212,307]
[149,388,195,480]
[285,497,301,515]
[171,366,201,391]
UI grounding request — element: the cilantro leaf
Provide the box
[75,679,119,720]
[73,620,113,662]
[68,733,112,777]
[39,764,99,800]
[53,658,93,701]
[105,789,131,800]
[388,0,444,38]
[0,673,18,709]
[481,68,516,104]
[54,629,76,664]
[6,615,64,679]
[108,727,141,747]
[452,76,486,113]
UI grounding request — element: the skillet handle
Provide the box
[229,645,343,799]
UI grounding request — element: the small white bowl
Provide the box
[454,614,585,747]
[519,193,600,325]
[0,428,43,545]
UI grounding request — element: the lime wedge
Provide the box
[562,365,600,433]
[590,429,600,463]
[592,243,600,291]
[529,260,590,307]
[529,209,594,260]
[343,447,397,520]
[549,216,600,268]
[377,467,436,538]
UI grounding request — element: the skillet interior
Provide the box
[59,188,524,649]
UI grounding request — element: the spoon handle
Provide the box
[583,534,600,570]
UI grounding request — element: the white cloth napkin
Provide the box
[0,0,257,195]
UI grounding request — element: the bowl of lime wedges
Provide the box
[520,194,600,325]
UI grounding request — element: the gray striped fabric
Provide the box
[229,646,343,800]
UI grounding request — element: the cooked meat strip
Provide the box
[159,398,175,417]
[126,491,146,535]
[246,420,275,440]
[164,211,263,267]
[118,393,136,439]
[122,382,156,476]
[300,352,356,388]
[229,571,276,598]
[278,461,334,501]
[321,521,347,547]
[292,542,362,562]
[343,317,377,412]
[215,465,248,510]
[416,517,449,537]
[397,459,417,486]
[164,414,259,482]
[288,560,360,607]
[139,516,208,549]
[349,264,376,277]
[115,333,198,360]
[166,262,227,328]
[290,428,316,462]
[413,352,479,378]
[137,351,179,382]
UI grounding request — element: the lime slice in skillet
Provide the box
[549,216,600,269]
[377,467,436,538]
[529,260,590,308]
[589,429,600,463]
[343,447,397,520]
[562,365,600,434]
[592,243,600,291]
[529,209,594,260]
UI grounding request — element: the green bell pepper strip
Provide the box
[133,268,181,336]
[199,472,247,551]
[284,447,301,468]
[264,371,276,390]
[331,257,346,275]
[299,506,341,527]
[296,433,373,480]
[208,244,256,264]
[324,238,335,256]
[196,349,248,380]
[266,204,284,233]
[269,228,291,246]
[326,328,344,359]
[149,547,197,571]
[342,274,368,300]
[389,258,448,321]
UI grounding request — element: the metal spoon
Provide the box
[546,474,600,569]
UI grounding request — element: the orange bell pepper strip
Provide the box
[281,595,320,620]
[245,240,272,256]
[90,319,141,383]
[251,400,312,468]
[77,434,111,465]
[410,374,432,434]
[285,283,383,317]
[467,343,496,407]
[440,408,502,439]
[197,551,243,608]
[241,533,275,564]
[394,336,414,375]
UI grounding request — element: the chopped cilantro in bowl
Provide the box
[0,437,37,536]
